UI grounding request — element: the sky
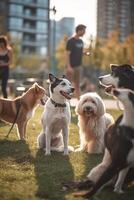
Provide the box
[50,0,97,38]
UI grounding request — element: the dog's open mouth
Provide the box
[60,91,72,99]
[99,82,115,94]
[105,85,115,93]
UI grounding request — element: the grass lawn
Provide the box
[0,107,133,200]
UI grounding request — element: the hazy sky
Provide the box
[50,0,97,37]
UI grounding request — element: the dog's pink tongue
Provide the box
[60,91,71,99]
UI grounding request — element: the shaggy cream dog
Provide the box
[75,92,114,153]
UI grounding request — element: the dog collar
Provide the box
[50,98,66,107]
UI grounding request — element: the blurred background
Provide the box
[0,0,134,96]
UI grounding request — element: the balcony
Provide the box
[8,11,49,22]
[9,0,49,9]
[22,40,47,47]
[9,26,47,35]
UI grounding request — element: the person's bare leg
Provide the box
[74,67,80,99]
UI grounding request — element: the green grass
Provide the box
[0,107,133,200]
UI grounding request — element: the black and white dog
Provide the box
[63,64,134,197]
[99,64,134,91]
[73,88,134,199]
[82,64,134,187]
[37,74,74,155]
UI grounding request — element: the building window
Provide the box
[9,4,23,15]
[36,34,47,43]
[36,22,47,32]
[37,46,47,55]
[37,8,48,18]
[9,17,23,29]
[37,0,49,7]
[10,31,22,40]
[22,46,36,54]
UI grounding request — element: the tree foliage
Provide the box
[55,35,68,70]
[55,31,134,71]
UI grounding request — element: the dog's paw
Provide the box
[114,187,124,194]
[68,145,74,152]
[45,152,51,156]
[63,151,69,156]
[75,147,83,152]
[73,191,90,198]
[63,147,69,155]
[62,179,94,190]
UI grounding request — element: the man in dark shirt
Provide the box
[66,24,86,99]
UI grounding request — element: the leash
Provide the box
[6,99,22,138]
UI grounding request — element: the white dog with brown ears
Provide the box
[75,92,114,153]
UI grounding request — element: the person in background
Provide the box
[0,35,12,98]
[65,24,89,99]
[80,77,96,94]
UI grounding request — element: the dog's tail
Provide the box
[73,162,125,198]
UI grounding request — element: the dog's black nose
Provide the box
[86,106,93,112]
[71,87,75,92]
[113,89,120,96]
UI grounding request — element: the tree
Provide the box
[123,35,134,65]
[101,31,122,69]
[55,35,68,70]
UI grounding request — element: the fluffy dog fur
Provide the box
[86,64,134,184]
[75,92,114,154]
[73,88,134,199]
[0,83,47,140]
[37,74,74,155]
[65,64,134,197]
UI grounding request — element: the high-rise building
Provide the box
[97,0,134,41]
[50,17,74,59]
[0,0,50,57]
[55,17,75,46]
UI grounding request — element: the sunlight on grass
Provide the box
[0,106,133,200]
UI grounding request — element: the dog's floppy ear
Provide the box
[96,95,106,117]
[75,98,83,115]
[49,73,58,83]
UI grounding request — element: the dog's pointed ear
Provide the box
[33,82,39,88]
[34,82,45,94]
[33,82,40,93]
[49,73,58,83]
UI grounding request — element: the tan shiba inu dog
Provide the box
[0,83,47,140]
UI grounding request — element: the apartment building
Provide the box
[0,0,50,56]
[97,0,134,41]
